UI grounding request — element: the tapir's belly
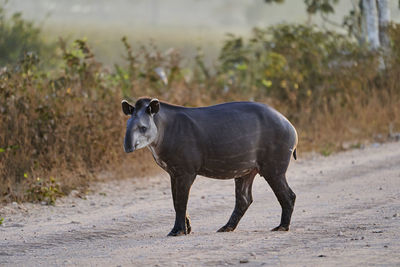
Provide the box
[198,148,259,179]
[198,166,257,179]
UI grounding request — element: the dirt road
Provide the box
[1,142,400,266]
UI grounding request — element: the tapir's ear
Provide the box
[147,98,160,115]
[121,100,134,115]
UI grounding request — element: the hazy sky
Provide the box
[6,0,399,31]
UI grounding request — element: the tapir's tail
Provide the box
[291,122,298,160]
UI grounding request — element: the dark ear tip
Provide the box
[122,100,134,115]
[148,98,160,114]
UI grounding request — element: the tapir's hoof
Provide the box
[217,225,235,232]
[271,225,289,231]
[167,228,187,237]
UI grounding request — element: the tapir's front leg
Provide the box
[168,173,196,236]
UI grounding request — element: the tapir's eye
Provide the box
[139,126,147,133]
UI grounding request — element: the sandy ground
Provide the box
[1,142,400,266]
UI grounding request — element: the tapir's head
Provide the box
[121,98,160,153]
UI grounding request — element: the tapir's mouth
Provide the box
[124,138,142,153]
[124,146,135,153]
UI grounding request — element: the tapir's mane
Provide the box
[135,97,186,110]
[134,98,151,110]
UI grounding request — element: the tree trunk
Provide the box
[376,0,391,52]
[362,0,380,50]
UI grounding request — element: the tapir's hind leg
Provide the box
[262,172,296,231]
[217,170,257,232]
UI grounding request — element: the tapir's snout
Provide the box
[124,133,135,153]
[124,146,135,153]
[124,135,140,153]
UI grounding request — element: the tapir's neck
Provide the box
[149,104,175,151]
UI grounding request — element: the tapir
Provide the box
[122,98,298,236]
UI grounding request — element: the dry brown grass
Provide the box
[1,24,400,203]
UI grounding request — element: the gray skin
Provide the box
[122,97,298,236]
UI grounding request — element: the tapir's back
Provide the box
[183,101,296,148]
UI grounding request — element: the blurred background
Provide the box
[6,0,400,65]
[1,0,400,203]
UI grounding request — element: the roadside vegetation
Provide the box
[1,5,399,203]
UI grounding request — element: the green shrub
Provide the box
[0,5,53,66]
[26,177,63,205]
[217,24,378,112]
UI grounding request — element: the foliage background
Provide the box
[0,3,399,202]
